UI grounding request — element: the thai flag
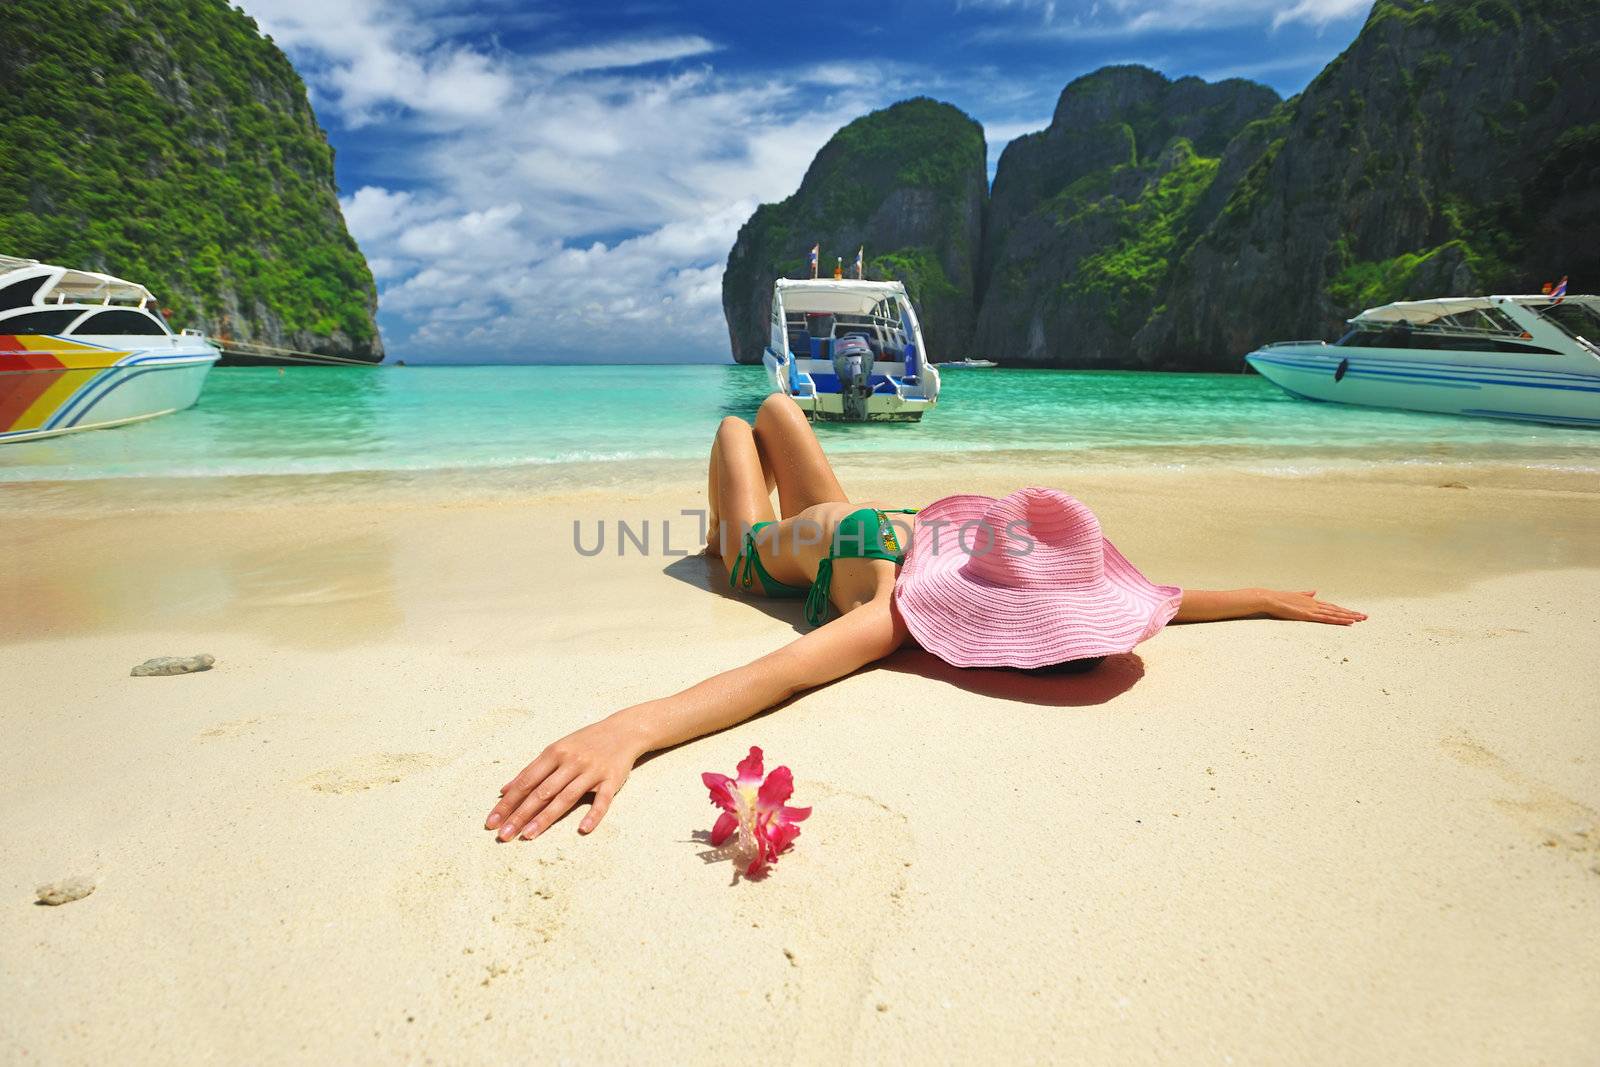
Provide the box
[808,244,819,278]
[1552,275,1568,304]
[854,245,864,279]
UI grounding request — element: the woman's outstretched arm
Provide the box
[1175,588,1367,625]
[485,600,906,842]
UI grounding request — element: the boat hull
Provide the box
[1246,344,1600,427]
[801,399,928,422]
[0,334,219,443]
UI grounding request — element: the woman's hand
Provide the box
[1177,587,1367,625]
[1255,588,1367,625]
[486,716,645,841]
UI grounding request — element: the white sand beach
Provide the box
[3,459,1598,1063]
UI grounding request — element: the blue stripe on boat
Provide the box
[1249,349,1600,384]
[1247,355,1600,393]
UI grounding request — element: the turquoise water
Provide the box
[2,364,1597,483]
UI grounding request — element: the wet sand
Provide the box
[2,459,1598,1062]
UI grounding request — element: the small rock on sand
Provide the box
[36,877,95,906]
[131,654,215,677]
[1438,481,1469,490]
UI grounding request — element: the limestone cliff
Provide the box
[1135,0,1600,368]
[976,67,1280,367]
[0,0,383,362]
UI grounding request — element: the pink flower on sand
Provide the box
[702,747,811,877]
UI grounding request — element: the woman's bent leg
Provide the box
[707,417,776,572]
[753,394,848,518]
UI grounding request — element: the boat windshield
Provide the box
[1433,306,1521,333]
[1337,303,1561,354]
[1334,325,1559,354]
[1532,300,1600,342]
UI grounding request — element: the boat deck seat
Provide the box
[836,332,906,363]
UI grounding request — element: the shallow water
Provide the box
[1,363,1597,485]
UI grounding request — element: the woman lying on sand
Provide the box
[486,394,1366,842]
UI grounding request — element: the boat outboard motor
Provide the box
[832,334,874,421]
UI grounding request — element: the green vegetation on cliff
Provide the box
[0,0,381,358]
[1327,240,1480,309]
[1060,142,1220,334]
[732,98,984,276]
[869,247,960,309]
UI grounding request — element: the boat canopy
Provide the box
[1352,294,1600,326]
[775,278,908,315]
[0,254,154,306]
[1352,297,1504,325]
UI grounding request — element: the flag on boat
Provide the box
[834,256,843,280]
[1552,275,1568,304]
[854,245,864,279]
[808,244,819,278]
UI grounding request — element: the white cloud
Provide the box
[1269,0,1370,30]
[239,0,897,360]
[963,0,1369,35]
[533,35,719,75]
[246,0,513,126]
[1194,48,1347,79]
[339,186,416,246]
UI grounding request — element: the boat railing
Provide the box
[1259,340,1326,348]
[784,311,903,336]
[214,337,377,366]
[1397,322,1525,339]
[783,313,908,357]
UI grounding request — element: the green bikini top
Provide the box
[805,507,918,627]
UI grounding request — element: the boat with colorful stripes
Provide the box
[1246,293,1600,427]
[0,255,219,444]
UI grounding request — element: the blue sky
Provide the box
[239,0,1372,363]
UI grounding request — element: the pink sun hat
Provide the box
[893,488,1182,669]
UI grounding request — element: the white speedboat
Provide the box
[0,255,219,443]
[1246,294,1600,427]
[763,278,940,422]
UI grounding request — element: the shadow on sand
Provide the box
[662,551,811,634]
[878,647,1143,707]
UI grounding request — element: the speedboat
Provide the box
[1246,294,1600,427]
[0,255,219,443]
[763,278,940,422]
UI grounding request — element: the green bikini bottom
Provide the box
[729,507,918,626]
